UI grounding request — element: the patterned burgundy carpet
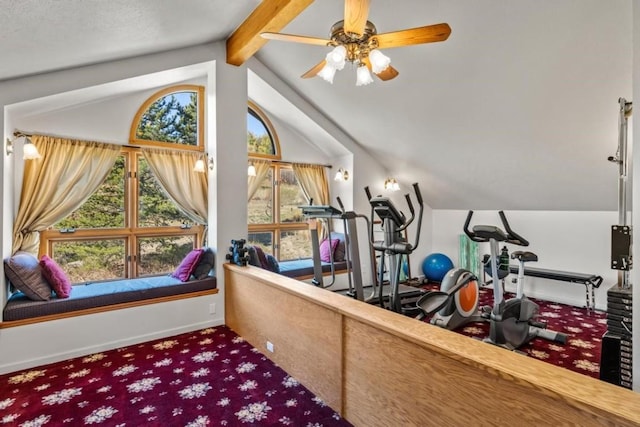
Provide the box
[0,326,351,426]
[421,283,607,379]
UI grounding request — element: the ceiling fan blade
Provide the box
[374,23,451,49]
[344,0,370,36]
[261,32,331,46]
[301,60,327,78]
[375,65,399,81]
[361,57,398,81]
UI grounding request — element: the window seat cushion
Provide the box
[278,258,349,279]
[3,275,217,322]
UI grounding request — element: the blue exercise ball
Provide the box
[422,253,454,282]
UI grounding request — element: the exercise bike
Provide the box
[463,210,566,350]
[417,211,566,350]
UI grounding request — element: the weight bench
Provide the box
[508,265,603,311]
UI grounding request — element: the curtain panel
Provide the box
[12,135,120,254]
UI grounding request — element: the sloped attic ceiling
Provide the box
[255,0,632,211]
[1,0,633,211]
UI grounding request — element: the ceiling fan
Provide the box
[260,0,451,86]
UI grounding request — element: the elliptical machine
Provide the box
[365,183,424,315]
[463,210,567,350]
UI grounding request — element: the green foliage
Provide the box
[57,157,125,229]
[136,92,198,146]
[248,131,274,154]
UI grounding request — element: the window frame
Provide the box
[40,148,205,280]
[129,84,205,152]
[247,162,309,261]
[248,100,281,161]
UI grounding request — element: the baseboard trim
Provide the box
[0,320,223,375]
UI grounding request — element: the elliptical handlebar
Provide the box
[463,210,529,246]
[397,183,424,250]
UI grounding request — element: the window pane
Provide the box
[138,235,196,276]
[136,91,199,146]
[279,230,312,261]
[247,232,273,255]
[54,156,125,230]
[138,156,193,227]
[279,169,306,223]
[247,110,275,155]
[51,239,126,282]
[248,169,273,224]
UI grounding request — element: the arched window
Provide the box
[248,101,280,160]
[130,85,204,151]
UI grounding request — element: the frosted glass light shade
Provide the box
[317,63,337,84]
[23,139,41,159]
[369,49,391,74]
[248,163,257,177]
[356,66,374,86]
[326,45,347,70]
[193,159,206,173]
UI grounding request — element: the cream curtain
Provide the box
[142,148,208,226]
[292,163,330,206]
[247,159,271,201]
[13,135,120,254]
[292,163,331,239]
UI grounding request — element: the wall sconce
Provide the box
[248,162,257,177]
[6,132,41,159]
[384,177,400,191]
[194,155,214,173]
[334,167,349,181]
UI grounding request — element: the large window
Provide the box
[248,165,311,261]
[40,85,206,282]
[247,103,312,261]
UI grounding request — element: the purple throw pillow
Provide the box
[320,238,339,262]
[39,255,72,298]
[172,249,204,282]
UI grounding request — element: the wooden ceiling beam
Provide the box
[226,0,314,66]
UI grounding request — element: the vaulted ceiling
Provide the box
[1,0,632,210]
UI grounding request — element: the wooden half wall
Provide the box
[224,264,640,426]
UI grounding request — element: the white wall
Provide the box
[432,210,616,310]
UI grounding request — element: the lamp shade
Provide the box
[317,63,337,84]
[193,159,206,173]
[248,163,257,177]
[369,49,391,74]
[326,45,347,70]
[23,139,41,159]
[356,66,374,86]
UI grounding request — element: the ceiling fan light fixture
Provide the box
[326,45,347,70]
[318,63,337,84]
[369,49,391,74]
[356,64,374,86]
